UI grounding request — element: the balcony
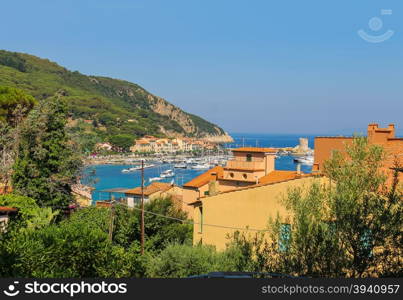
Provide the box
[225,159,265,171]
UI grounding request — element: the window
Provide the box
[360,228,373,257]
[198,207,203,233]
[230,172,234,178]
[243,173,247,179]
[279,224,291,252]
[204,191,209,196]
[246,154,252,162]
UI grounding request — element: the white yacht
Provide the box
[121,163,155,173]
[149,177,162,182]
[294,156,314,165]
[174,162,187,169]
[191,163,210,170]
[160,169,175,178]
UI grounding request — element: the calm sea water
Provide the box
[87,134,315,201]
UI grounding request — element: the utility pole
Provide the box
[108,195,115,242]
[140,159,145,255]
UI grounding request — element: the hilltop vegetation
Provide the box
[0,50,228,150]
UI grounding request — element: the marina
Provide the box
[86,156,313,202]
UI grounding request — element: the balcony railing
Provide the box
[225,160,265,170]
[231,156,264,162]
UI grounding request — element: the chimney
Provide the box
[388,124,395,138]
[367,123,378,143]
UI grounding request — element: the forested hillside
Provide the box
[0,50,232,149]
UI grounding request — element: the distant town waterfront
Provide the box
[86,134,315,201]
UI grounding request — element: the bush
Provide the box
[0,214,138,277]
[145,244,233,278]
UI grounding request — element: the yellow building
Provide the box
[189,174,317,250]
[182,147,316,250]
[183,147,297,205]
[124,182,185,213]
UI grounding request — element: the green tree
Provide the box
[0,86,36,126]
[0,219,136,277]
[140,197,192,251]
[225,137,402,278]
[97,112,117,126]
[323,137,402,277]
[11,97,82,207]
[145,243,232,278]
[0,194,58,232]
[108,134,134,152]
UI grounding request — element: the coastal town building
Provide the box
[130,136,216,154]
[94,142,113,151]
[71,184,93,207]
[184,123,402,250]
[312,123,403,183]
[183,147,300,205]
[124,182,183,208]
[191,175,319,250]
[182,146,315,249]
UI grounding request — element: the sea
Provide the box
[87,133,315,201]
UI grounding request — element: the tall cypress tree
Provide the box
[12,97,82,207]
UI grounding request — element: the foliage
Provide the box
[108,134,134,152]
[0,86,36,125]
[0,196,193,277]
[11,97,83,207]
[141,197,192,251]
[145,243,232,278]
[0,194,58,231]
[0,220,136,277]
[225,137,402,278]
[323,137,402,277]
[189,113,224,135]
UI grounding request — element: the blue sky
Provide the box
[1,0,402,134]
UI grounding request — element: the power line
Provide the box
[115,202,269,232]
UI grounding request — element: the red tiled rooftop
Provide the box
[258,170,303,184]
[0,206,17,212]
[232,147,278,153]
[125,182,173,196]
[183,166,224,188]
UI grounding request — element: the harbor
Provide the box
[84,134,315,202]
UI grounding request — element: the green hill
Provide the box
[0,50,231,148]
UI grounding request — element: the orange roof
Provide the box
[196,171,319,199]
[232,147,277,153]
[125,182,173,196]
[258,170,302,184]
[137,140,150,145]
[0,206,17,212]
[183,166,224,188]
[96,201,112,208]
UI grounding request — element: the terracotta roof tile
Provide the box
[197,172,319,199]
[232,147,278,153]
[258,170,302,184]
[0,206,17,212]
[183,166,224,188]
[125,182,173,196]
